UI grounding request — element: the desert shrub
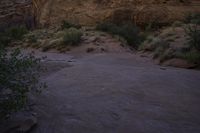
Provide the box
[0,26,28,47]
[63,28,82,46]
[177,51,200,65]
[153,47,165,59]
[185,25,200,51]
[27,34,38,43]
[96,22,143,48]
[61,20,81,29]
[153,39,170,59]
[96,22,116,33]
[159,49,175,63]
[184,13,200,24]
[143,20,165,31]
[5,26,28,40]
[0,47,45,118]
[0,33,11,47]
[172,21,183,28]
[139,36,170,52]
[144,22,159,32]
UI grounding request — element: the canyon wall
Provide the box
[0,0,35,31]
[1,0,200,29]
[33,0,200,27]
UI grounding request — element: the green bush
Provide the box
[63,28,82,46]
[172,21,183,28]
[0,33,11,47]
[27,34,38,43]
[178,51,200,65]
[159,49,175,63]
[96,22,116,33]
[185,25,200,51]
[6,26,28,40]
[141,37,169,51]
[153,39,170,59]
[61,20,81,29]
[0,26,28,47]
[0,47,45,118]
[144,22,159,32]
[96,22,143,48]
[184,13,200,24]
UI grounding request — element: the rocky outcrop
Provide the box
[33,0,200,27]
[0,0,35,31]
[1,0,200,28]
[163,58,197,69]
[0,111,37,133]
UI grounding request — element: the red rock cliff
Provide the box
[1,0,200,28]
[0,0,36,30]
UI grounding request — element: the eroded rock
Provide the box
[0,0,35,30]
[0,112,37,133]
[163,58,197,69]
[33,0,200,27]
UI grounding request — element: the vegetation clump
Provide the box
[172,21,184,29]
[63,28,82,46]
[0,26,28,47]
[61,20,81,29]
[178,51,200,65]
[0,27,45,119]
[184,13,200,25]
[0,47,46,118]
[185,24,200,51]
[96,22,144,48]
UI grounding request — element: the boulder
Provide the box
[163,58,196,69]
[0,112,37,133]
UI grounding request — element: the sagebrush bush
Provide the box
[177,51,200,65]
[140,36,169,52]
[185,25,200,51]
[96,22,143,48]
[63,28,82,46]
[159,49,175,63]
[27,34,38,43]
[0,33,11,47]
[0,26,28,47]
[6,26,28,40]
[152,39,170,59]
[0,47,45,118]
[61,20,81,29]
[184,13,200,24]
[172,21,183,28]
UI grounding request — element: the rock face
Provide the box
[0,0,35,31]
[1,0,200,28]
[33,0,200,27]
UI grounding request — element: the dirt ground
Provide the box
[25,50,200,133]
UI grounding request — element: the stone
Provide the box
[16,116,37,133]
[163,58,197,69]
[0,112,37,133]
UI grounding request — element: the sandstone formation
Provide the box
[0,0,35,31]
[33,0,200,27]
[0,0,200,28]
